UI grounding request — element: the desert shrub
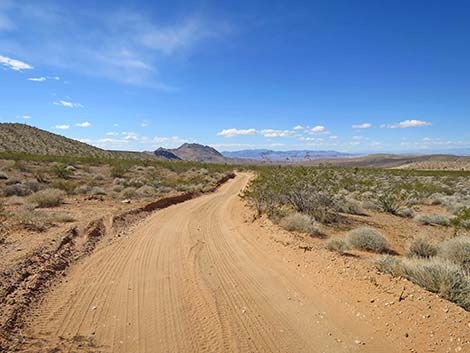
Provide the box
[111,164,128,178]
[360,200,380,211]
[415,214,450,226]
[325,238,350,254]
[335,198,364,215]
[279,212,321,236]
[399,258,470,310]
[120,187,137,199]
[27,188,65,208]
[0,171,8,180]
[5,196,25,206]
[51,164,73,179]
[75,184,92,195]
[438,236,470,272]
[136,185,155,197]
[13,208,53,232]
[407,238,437,258]
[451,207,470,232]
[397,207,415,218]
[375,255,402,276]
[346,226,388,253]
[51,213,76,223]
[51,180,77,194]
[4,183,33,197]
[90,187,107,196]
[375,188,413,215]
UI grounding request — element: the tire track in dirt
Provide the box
[21,174,399,352]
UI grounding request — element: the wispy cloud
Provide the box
[352,123,372,129]
[0,54,33,71]
[53,100,83,108]
[0,4,231,87]
[217,128,256,138]
[28,76,46,82]
[384,119,432,128]
[53,124,70,130]
[259,129,295,138]
[76,121,91,127]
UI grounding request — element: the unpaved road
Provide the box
[19,174,464,352]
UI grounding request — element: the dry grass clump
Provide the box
[437,236,470,272]
[414,213,450,226]
[27,188,65,208]
[279,212,321,236]
[397,207,415,218]
[13,208,53,232]
[406,238,437,259]
[374,255,402,276]
[400,258,470,310]
[0,171,8,180]
[346,227,389,253]
[325,238,350,254]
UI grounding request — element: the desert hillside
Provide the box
[0,123,151,160]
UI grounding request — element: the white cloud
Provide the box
[352,123,372,129]
[22,115,31,119]
[259,129,295,138]
[28,77,46,82]
[352,136,363,140]
[53,100,83,108]
[217,128,256,138]
[310,125,326,133]
[329,135,338,139]
[0,55,33,71]
[387,120,432,128]
[293,125,305,130]
[76,121,91,127]
[106,131,119,136]
[53,124,70,130]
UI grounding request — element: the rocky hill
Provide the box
[155,143,227,163]
[0,123,151,160]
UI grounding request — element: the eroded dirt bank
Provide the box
[7,174,470,352]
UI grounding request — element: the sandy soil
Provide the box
[14,174,470,352]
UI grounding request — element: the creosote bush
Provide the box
[325,238,350,254]
[279,212,321,236]
[406,238,437,258]
[27,188,65,208]
[346,226,388,253]
[374,255,402,276]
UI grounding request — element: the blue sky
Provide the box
[1,0,469,153]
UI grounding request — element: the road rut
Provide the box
[25,174,398,352]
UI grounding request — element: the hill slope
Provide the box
[155,143,227,163]
[0,123,151,160]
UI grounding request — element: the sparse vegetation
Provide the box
[279,212,321,236]
[346,227,388,253]
[325,238,350,254]
[406,238,437,259]
[415,214,450,226]
[437,236,470,272]
[27,189,66,208]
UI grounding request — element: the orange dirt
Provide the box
[11,174,470,352]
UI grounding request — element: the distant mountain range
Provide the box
[1,123,468,170]
[221,149,358,161]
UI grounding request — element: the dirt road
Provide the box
[19,174,456,352]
